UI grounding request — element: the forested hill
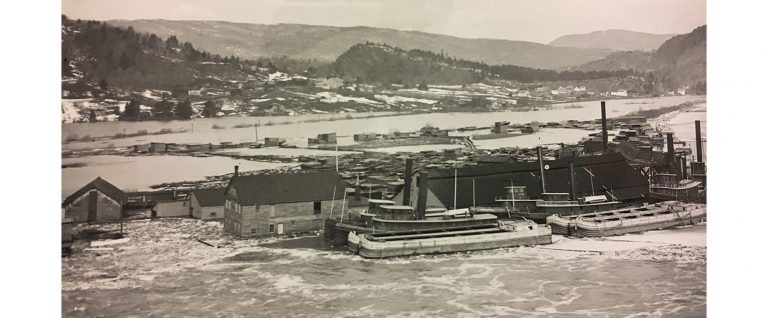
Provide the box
[573,25,706,92]
[333,43,632,85]
[61,15,266,91]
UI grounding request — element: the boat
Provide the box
[650,174,702,203]
[546,201,706,237]
[489,185,623,223]
[352,219,552,259]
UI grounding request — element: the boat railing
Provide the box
[536,200,580,206]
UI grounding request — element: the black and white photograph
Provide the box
[11,0,768,316]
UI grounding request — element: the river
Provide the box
[61,219,706,317]
[62,96,703,151]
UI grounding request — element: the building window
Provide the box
[269,224,275,233]
[210,212,216,218]
[290,220,296,226]
[314,201,322,214]
[251,229,258,234]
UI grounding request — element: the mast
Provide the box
[537,146,547,194]
[472,178,476,208]
[254,121,259,144]
[453,167,458,210]
[329,186,337,219]
[335,143,339,172]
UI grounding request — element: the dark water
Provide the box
[62,236,705,317]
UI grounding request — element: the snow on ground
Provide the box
[315,92,381,105]
[374,94,437,105]
[91,238,131,247]
[141,90,163,101]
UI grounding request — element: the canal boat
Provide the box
[546,201,706,237]
[351,219,552,259]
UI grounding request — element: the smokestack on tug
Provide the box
[666,133,675,164]
[234,165,239,177]
[601,101,609,153]
[402,158,414,206]
[569,161,577,201]
[695,120,703,162]
[537,146,547,194]
[416,171,429,220]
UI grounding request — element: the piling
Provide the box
[402,158,413,206]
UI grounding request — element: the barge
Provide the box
[546,201,706,237]
[349,219,552,259]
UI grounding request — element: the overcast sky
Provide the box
[62,0,706,43]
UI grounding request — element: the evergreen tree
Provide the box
[153,99,175,121]
[119,100,141,121]
[119,51,131,70]
[165,35,179,48]
[99,79,108,91]
[418,81,429,91]
[89,110,97,122]
[202,100,219,118]
[174,100,193,119]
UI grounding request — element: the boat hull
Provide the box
[356,224,552,259]
[574,205,706,237]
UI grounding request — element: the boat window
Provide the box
[606,218,620,221]
[528,226,533,230]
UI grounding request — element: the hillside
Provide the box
[575,51,655,72]
[106,19,613,70]
[333,43,630,85]
[549,29,675,51]
[62,16,266,92]
[572,26,706,92]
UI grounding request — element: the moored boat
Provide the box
[546,201,706,237]
[354,220,552,259]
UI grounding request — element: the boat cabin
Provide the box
[376,205,416,221]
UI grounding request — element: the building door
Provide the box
[88,191,98,222]
[277,223,284,235]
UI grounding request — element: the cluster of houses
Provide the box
[61,168,365,238]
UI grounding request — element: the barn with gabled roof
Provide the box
[62,177,126,223]
[223,168,346,237]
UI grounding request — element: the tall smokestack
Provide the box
[681,156,688,180]
[569,161,576,200]
[537,146,547,194]
[234,165,239,177]
[601,101,608,153]
[695,120,703,162]
[666,133,675,163]
[402,158,413,206]
[416,171,428,219]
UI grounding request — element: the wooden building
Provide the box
[151,189,191,218]
[62,177,126,223]
[190,188,226,220]
[223,169,346,237]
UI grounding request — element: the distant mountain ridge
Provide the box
[549,29,676,51]
[573,25,706,91]
[106,19,613,70]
